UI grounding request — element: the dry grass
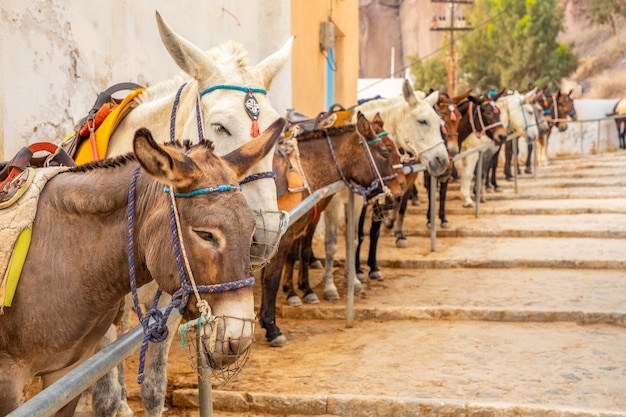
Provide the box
[586,73,626,99]
[562,15,626,99]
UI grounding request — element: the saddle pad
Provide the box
[73,88,145,164]
[0,166,68,310]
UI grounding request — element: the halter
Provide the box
[468,100,503,138]
[170,82,288,270]
[396,104,446,158]
[127,166,254,383]
[170,83,276,187]
[200,85,268,138]
[324,131,396,206]
[500,95,537,134]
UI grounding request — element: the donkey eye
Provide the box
[194,230,220,247]
[211,123,232,136]
[418,119,428,126]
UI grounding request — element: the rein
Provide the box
[324,131,396,206]
[127,166,254,383]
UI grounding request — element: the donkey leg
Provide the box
[439,181,450,228]
[298,221,321,304]
[367,218,384,281]
[394,191,410,248]
[424,171,432,227]
[323,195,341,300]
[140,317,181,417]
[91,325,123,417]
[260,240,292,346]
[284,240,302,306]
[355,204,367,282]
[0,365,29,416]
[459,153,477,207]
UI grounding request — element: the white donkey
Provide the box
[91,12,293,417]
[484,89,541,190]
[320,79,450,300]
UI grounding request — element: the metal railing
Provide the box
[11,113,621,416]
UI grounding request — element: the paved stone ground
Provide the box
[123,152,626,416]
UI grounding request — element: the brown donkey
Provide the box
[260,113,403,346]
[0,121,283,417]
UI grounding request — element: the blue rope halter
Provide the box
[127,166,254,383]
[170,83,275,186]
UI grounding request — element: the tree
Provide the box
[407,53,449,93]
[591,0,626,37]
[458,0,578,93]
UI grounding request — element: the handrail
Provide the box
[6,311,181,417]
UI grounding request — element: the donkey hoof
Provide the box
[309,259,323,269]
[269,335,289,347]
[441,220,451,229]
[354,279,363,294]
[286,295,303,306]
[356,271,366,283]
[118,403,135,417]
[369,270,384,281]
[324,288,340,300]
[462,201,475,208]
[395,237,408,248]
[303,292,320,304]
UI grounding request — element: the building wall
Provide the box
[290,0,359,117]
[0,1,292,160]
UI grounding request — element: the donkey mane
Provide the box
[68,154,136,173]
[206,40,249,70]
[295,124,357,142]
[356,95,404,114]
[68,139,215,173]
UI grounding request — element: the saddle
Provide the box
[60,82,145,164]
[284,103,355,137]
[0,142,75,209]
[274,135,309,213]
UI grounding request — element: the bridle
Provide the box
[468,100,503,138]
[126,166,254,383]
[325,129,397,206]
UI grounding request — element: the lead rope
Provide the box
[127,166,254,383]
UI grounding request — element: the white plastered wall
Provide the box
[0,1,292,160]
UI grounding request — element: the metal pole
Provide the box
[346,191,356,328]
[429,173,437,251]
[197,333,213,417]
[513,137,519,194]
[475,151,483,218]
[448,3,455,95]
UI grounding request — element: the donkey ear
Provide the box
[222,118,286,178]
[252,37,294,90]
[356,113,375,140]
[468,95,482,105]
[134,127,198,188]
[402,79,418,107]
[424,90,439,107]
[372,112,383,125]
[155,11,219,81]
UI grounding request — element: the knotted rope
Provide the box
[127,166,254,383]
